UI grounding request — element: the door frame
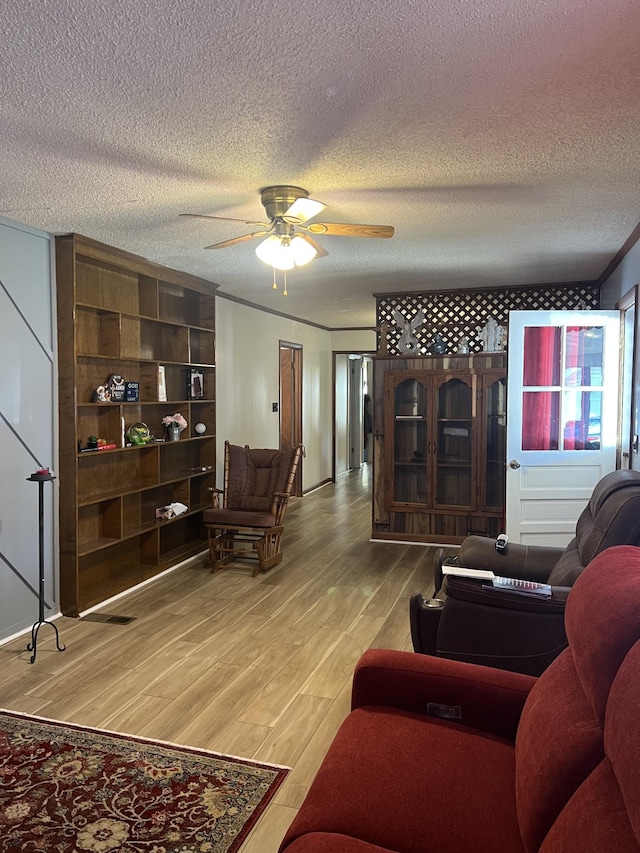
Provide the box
[279,340,303,496]
[616,285,639,469]
[332,350,375,482]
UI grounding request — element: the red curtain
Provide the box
[522,327,561,450]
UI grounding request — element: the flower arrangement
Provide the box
[162,413,187,432]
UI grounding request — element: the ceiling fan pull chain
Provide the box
[272,267,278,290]
[283,269,288,297]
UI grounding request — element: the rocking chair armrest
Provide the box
[271,491,291,525]
[207,487,225,508]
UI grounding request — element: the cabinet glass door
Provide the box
[393,378,428,503]
[484,376,506,510]
[435,376,473,508]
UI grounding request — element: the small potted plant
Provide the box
[162,412,187,442]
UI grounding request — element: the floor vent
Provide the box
[82,613,136,625]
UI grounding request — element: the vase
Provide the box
[167,424,181,442]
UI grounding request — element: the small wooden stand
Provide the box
[26,469,66,664]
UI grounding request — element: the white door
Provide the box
[506,310,620,546]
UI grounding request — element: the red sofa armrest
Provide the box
[352,648,536,740]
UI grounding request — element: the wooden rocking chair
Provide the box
[203,441,302,576]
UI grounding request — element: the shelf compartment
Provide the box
[76,255,140,314]
[124,404,172,441]
[159,514,207,565]
[189,401,215,436]
[160,438,214,482]
[78,531,160,611]
[77,358,150,405]
[189,328,215,364]
[436,468,472,508]
[394,464,428,504]
[77,405,123,448]
[122,481,190,536]
[77,498,122,553]
[138,275,159,318]
[162,363,191,402]
[190,472,217,511]
[120,316,189,362]
[76,307,120,358]
[78,446,159,503]
[157,282,202,327]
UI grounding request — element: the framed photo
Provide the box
[189,369,204,399]
[158,365,167,402]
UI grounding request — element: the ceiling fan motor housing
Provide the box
[260,185,309,220]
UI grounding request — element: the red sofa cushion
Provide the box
[516,545,640,851]
[282,705,524,853]
[283,834,397,853]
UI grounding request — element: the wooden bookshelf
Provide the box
[56,234,218,616]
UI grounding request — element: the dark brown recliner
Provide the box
[410,469,640,676]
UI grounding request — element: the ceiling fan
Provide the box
[181,185,394,270]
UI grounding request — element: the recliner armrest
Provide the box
[459,536,564,582]
[443,576,570,611]
[352,648,535,741]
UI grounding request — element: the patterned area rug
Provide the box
[0,709,288,853]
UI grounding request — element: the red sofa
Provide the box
[279,545,640,853]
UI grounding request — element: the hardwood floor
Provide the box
[0,465,439,851]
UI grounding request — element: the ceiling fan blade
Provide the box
[204,230,270,250]
[181,213,269,227]
[299,232,329,258]
[282,196,326,224]
[306,222,394,238]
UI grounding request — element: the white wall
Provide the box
[0,217,57,642]
[331,329,376,352]
[600,238,640,308]
[215,297,335,491]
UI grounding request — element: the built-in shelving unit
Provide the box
[56,234,218,616]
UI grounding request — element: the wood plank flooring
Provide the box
[0,465,440,852]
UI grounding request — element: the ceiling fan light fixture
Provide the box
[255,235,295,270]
[284,196,326,223]
[256,234,317,270]
[290,235,317,266]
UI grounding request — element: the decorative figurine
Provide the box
[106,374,126,402]
[476,316,507,352]
[456,335,470,354]
[429,333,447,354]
[393,309,425,354]
[91,385,110,402]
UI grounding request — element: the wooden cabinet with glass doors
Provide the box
[372,354,506,543]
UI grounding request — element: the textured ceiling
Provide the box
[1,0,639,328]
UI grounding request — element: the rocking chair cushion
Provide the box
[226,444,296,512]
[202,507,276,528]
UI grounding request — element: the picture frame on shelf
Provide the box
[158,365,167,402]
[188,369,204,399]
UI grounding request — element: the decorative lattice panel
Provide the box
[376,284,600,357]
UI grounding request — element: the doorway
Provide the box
[280,341,303,496]
[333,352,373,480]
